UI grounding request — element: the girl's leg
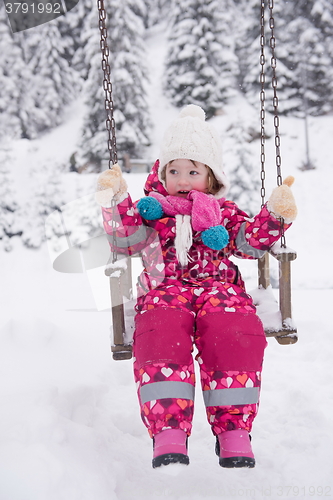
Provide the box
[133,293,196,438]
[194,310,267,436]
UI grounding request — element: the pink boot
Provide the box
[216,430,255,468]
[152,429,189,468]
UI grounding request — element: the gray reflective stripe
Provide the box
[140,381,195,405]
[203,387,259,407]
[107,225,147,248]
[235,223,266,258]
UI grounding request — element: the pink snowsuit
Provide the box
[102,160,289,439]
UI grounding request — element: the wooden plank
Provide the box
[121,258,133,301]
[258,252,270,289]
[277,258,298,344]
[257,247,298,344]
[279,260,292,322]
[109,276,126,344]
[109,272,133,361]
[269,245,297,262]
[275,333,298,345]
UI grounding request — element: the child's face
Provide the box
[165,159,209,198]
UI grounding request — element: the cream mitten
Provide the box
[267,176,297,223]
[95,163,128,207]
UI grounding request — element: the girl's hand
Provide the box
[267,176,297,223]
[95,164,128,207]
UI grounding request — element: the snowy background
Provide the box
[1,2,333,500]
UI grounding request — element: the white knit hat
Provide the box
[159,104,230,199]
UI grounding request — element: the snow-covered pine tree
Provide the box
[0,8,30,140]
[17,20,80,138]
[141,0,169,28]
[278,0,333,116]
[223,115,260,216]
[311,0,333,36]
[65,189,104,249]
[110,0,151,158]
[22,162,65,249]
[78,4,111,169]
[0,143,20,251]
[1,3,80,140]
[62,0,96,79]
[164,0,238,118]
[236,0,262,97]
[237,0,298,115]
[128,0,147,24]
[79,0,151,169]
[239,0,333,116]
[46,173,104,256]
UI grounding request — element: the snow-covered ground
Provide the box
[1,21,333,500]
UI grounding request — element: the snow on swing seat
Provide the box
[249,284,296,336]
[251,244,298,344]
[118,284,298,350]
[122,298,136,345]
[106,240,298,360]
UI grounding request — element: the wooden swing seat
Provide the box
[105,256,133,360]
[256,245,297,344]
[105,242,297,360]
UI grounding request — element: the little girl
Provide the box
[96,105,297,469]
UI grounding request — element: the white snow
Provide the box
[249,285,285,333]
[1,20,333,500]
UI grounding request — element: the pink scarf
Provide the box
[150,190,222,265]
[150,190,221,231]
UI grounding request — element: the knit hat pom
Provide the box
[179,104,205,121]
[137,196,164,220]
[201,225,229,251]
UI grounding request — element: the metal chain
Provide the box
[258,0,286,247]
[97,0,119,261]
[268,0,283,187]
[260,0,266,208]
[268,0,286,246]
[97,0,118,168]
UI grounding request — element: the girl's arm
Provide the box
[101,197,153,257]
[226,203,290,260]
[225,177,297,260]
[96,165,154,256]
